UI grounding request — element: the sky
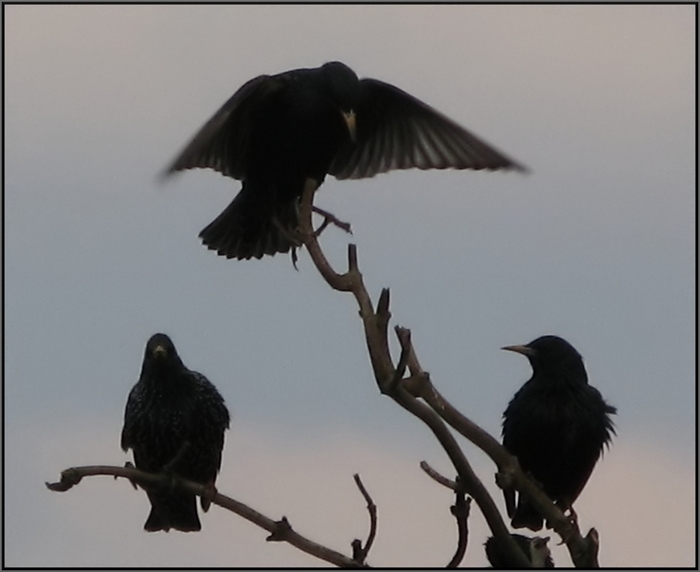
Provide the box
[4,4,696,568]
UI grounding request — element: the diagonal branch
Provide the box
[406,365,598,567]
[298,189,531,569]
[46,465,365,568]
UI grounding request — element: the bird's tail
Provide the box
[199,182,300,260]
[144,490,201,532]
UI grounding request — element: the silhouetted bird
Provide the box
[485,534,554,568]
[501,335,616,531]
[121,333,230,532]
[166,61,526,260]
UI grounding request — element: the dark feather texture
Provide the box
[501,335,616,531]
[166,61,526,260]
[121,333,230,532]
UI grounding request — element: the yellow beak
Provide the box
[153,345,168,359]
[342,110,357,142]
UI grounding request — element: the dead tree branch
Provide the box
[420,460,457,491]
[351,473,377,565]
[300,187,600,567]
[298,186,530,568]
[407,361,598,567]
[447,486,472,568]
[46,465,366,568]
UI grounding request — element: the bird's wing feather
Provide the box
[120,384,141,451]
[329,78,527,180]
[164,74,284,179]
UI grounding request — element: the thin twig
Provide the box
[46,465,364,568]
[419,461,457,491]
[312,205,353,235]
[446,490,471,568]
[418,462,471,568]
[351,474,377,565]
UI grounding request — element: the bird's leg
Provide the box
[200,479,217,512]
[123,461,139,490]
[312,205,353,236]
[269,215,303,269]
[287,177,321,269]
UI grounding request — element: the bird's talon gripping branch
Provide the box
[123,461,139,489]
[201,480,217,512]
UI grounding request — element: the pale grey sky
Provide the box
[5,4,695,567]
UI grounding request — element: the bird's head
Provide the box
[321,61,360,141]
[141,333,185,376]
[502,335,587,382]
[146,333,176,360]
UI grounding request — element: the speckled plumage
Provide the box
[501,335,616,531]
[121,333,230,532]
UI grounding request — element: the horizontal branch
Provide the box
[46,465,365,568]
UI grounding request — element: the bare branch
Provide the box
[419,460,457,491]
[46,465,364,568]
[297,187,602,567]
[351,473,377,565]
[410,369,598,566]
[297,190,530,568]
[446,489,472,568]
[417,463,471,568]
[312,205,353,235]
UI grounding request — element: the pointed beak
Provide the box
[152,345,168,359]
[501,344,534,357]
[342,110,356,142]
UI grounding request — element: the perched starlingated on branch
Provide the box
[501,335,616,531]
[121,333,230,532]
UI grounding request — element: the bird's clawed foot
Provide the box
[123,461,139,490]
[201,480,217,512]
